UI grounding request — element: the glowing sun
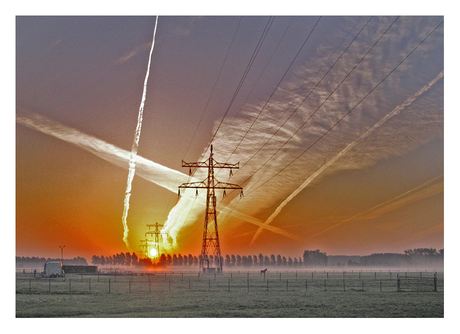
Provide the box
[149,248,158,258]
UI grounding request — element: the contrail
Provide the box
[250,70,444,244]
[16,110,191,193]
[16,110,299,251]
[306,174,443,240]
[122,16,159,247]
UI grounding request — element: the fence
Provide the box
[16,270,443,295]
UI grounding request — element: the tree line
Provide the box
[90,248,443,268]
[90,250,328,268]
[358,248,444,267]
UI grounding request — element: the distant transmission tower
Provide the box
[179,145,243,273]
[139,239,151,258]
[145,222,163,259]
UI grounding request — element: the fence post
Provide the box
[343,277,345,292]
[324,279,327,292]
[434,272,437,292]
[108,279,111,294]
[396,275,400,292]
[29,279,32,293]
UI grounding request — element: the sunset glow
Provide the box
[16,16,444,261]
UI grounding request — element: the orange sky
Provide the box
[15,16,444,261]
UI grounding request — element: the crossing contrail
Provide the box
[250,70,444,244]
[122,16,159,247]
[16,110,299,252]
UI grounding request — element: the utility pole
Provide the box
[145,222,163,260]
[179,145,243,273]
[59,245,65,265]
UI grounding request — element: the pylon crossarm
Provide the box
[182,160,208,168]
[214,181,243,190]
[179,181,207,189]
[213,162,239,169]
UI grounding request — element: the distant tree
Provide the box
[131,252,138,266]
[100,255,106,266]
[303,250,328,266]
[125,252,132,266]
[120,253,126,266]
[231,255,236,267]
[236,255,242,266]
[258,254,264,266]
[270,254,276,266]
[293,257,298,267]
[158,254,167,266]
[264,256,270,266]
[276,255,282,266]
[167,254,172,265]
[225,255,231,267]
[91,255,99,265]
[253,255,258,267]
[282,256,287,266]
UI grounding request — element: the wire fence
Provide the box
[16,270,443,295]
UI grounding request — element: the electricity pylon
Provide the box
[145,222,163,259]
[139,239,151,258]
[179,145,243,273]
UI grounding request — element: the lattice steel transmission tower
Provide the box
[139,239,151,258]
[179,145,243,273]
[145,222,163,259]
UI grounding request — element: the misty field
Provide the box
[16,270,443,317]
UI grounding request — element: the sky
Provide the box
[15,15,444,260]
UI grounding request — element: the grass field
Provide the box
[16,269,443,318]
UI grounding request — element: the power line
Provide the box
[221,17,322,163]
[244,19,443,197]
[204,16,276,155]
[213,17,296,152]
[230,17,372,173]
[239,16,399,190]
[182,17,243,161]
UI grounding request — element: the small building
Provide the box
[62,265,97,274]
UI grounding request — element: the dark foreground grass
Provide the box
[16,289,443,318]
